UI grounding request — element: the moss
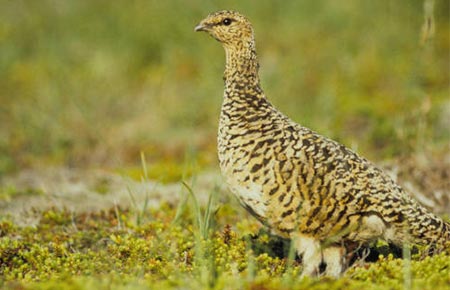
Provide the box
[0,186,44,201]
[348,253,450,290]
[92,177,111,195]
[0,203,449,290]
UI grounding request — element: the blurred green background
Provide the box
[1,0,449,176]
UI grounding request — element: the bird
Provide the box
[194,10,450,277]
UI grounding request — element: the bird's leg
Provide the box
[322,245,345,277]
[294,234,322,277]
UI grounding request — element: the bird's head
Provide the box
[195,10,254,50]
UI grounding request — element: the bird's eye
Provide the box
[222,18,232,26]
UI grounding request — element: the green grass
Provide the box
[1,0,449,174]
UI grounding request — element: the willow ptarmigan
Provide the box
[195,10,450,277]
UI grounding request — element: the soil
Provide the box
[1,153,448,226]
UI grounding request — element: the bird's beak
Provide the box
[194,23,208,32]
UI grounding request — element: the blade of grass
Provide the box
[182,180,202,232]
[202,184,219,239]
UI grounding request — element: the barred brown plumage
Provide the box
[195,10,450,277]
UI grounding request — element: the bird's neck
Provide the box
[223,40,264,101]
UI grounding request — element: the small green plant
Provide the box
[125,152,153,226]
[181,180,218,240]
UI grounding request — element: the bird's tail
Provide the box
[403,201,450,251]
